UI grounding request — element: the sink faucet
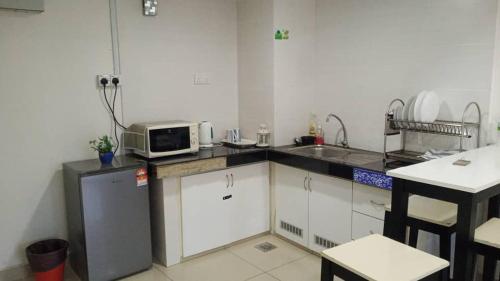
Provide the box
[326,113,349,148]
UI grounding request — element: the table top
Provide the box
[322,234,449,281]
[387,144,500,193]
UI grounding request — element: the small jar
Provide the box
[256,124,271,147]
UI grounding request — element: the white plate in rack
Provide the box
[403,96,416,121]
[419,91,441,123]
[407,96,417,121]
[413,91,428,122]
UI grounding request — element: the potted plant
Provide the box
[89,135,115,165]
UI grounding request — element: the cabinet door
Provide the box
[274,164,309,247]
[308,172,353,252]
[229,162,270,241]
[181,169,232,257]
[351,211,384,240]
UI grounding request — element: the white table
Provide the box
[386,145,500,281]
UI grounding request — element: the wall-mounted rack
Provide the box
[383,99,481,165]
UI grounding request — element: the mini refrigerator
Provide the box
[63,156,152,281]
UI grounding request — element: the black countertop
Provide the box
[139,144,414,189]
[146,145,268,168]
[143,144,403,174]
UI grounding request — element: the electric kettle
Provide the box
[199,121,214,148]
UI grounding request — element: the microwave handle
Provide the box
[211,127,214,140]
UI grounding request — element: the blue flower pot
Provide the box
[99,152,114,165]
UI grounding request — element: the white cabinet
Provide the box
[181,169,233,257]
[351,183,391,240]
[351,212,384,240]
[274,164,353,252]
[309,172,352,252]
[352,183,391,220]
[275,164,310,246]
[181,163,269,257]
[228,163,270,241]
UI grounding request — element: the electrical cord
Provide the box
[111,81,120,155]
[101,78,126,155]
[102,83,126,130]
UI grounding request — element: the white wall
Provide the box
[0,0,238,271]
[273,0,316,145]
[118,0,238,140]
[0,0,114,270]
[237,0,316,145]
[237,0,274,141]
[315,0,498,152]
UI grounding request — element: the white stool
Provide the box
[321,234,449,281]
[473,218,500,281]
[385,195,457,280]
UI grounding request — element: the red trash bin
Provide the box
[26,239,69,281]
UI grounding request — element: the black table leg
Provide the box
[453,198,478,281]
[385,178,409,242]
[321,258,333,281]
[488,194,499,218]
[483,258,497,281]
[482,195,499,281]
[439,234,451,281]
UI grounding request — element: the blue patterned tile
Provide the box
[353,168,392,190]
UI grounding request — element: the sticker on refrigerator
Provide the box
[136,168,148,187]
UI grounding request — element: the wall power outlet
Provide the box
[97,74,122,87]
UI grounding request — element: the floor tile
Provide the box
[162,249,262,281]
[120,267,171,281]
[268,254,321,281]
[228,235,309,271]
[246,273,279,281]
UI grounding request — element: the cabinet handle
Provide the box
[226,174,230,188]
[231,173,234,187]
[370,200,385,207]
[303,176,308,191]
[308,177,312,192]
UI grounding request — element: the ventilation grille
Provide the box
[314,235,338,249]
[255,242,277,253]
[280,220,303,238]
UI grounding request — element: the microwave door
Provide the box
[149,127,191,152]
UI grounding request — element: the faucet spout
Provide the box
[326,113,349,148]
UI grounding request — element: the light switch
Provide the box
[193,72,210,85]
[143,0,158,16]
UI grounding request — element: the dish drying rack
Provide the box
[383,99,481,165]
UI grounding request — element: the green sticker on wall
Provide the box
[275,30,282,40]
[275,29,289,40]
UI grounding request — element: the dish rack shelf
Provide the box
[383,99,481,165]
[390,119,479,138]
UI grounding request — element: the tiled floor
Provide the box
[19,234,321,281]
[123,234,322,281]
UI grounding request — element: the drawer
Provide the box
[351,211,384,240]
[352,183,391,220]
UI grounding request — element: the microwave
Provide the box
[124,120,199,158]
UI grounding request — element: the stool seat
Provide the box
[322,234,449,281]
[385,195,457,226]
[474,217,500,249]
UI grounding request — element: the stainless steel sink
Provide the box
[287,145,381,165]
[288,145,352,158]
